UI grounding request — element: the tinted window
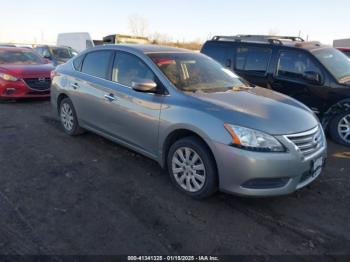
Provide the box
[112,52,156,87]
[235,47,272,73]
[202,43,231,67]
[73,55,84,71]
[313,48,350,83]
[81,51,112,79]
[277,51,321,80]
[35,47,44,56]
[50,47,75,60]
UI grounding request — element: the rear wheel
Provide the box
[59,98,84,136]
[329,112,350,146]
[167,137,218,199]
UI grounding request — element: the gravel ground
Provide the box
[0,99,349,256]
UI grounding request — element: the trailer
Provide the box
[333,38,350,48]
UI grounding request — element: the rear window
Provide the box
[235,47,272,73]
[50,47,75,60]
[0,50,44,65]
[81,51,113,79]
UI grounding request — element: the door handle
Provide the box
[71,83,79,89]
[104,94,116,102]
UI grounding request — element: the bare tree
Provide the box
[149,32,172,44]
[128,15,149,37]
[268,28,280,36]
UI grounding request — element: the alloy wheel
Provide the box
[171,147,206,193]
[60,103,74,131]
[338,113,350,143]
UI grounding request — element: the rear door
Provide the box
[234,45,272,87]
[69,50,115,129]
[270,49,327,114]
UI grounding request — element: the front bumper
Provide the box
[213,132,327,197]
[0,79,50,99]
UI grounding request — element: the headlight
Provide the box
[224,124,285,152]
[0,73,19,81]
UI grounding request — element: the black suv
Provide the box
[201,35,350,146]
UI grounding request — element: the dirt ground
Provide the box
[0,99,349,256]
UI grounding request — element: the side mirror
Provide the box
[303,71,322,84]
[132,79,157,92]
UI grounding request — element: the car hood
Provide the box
[0,64,54,78]
[190,87,319,135]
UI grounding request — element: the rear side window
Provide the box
[235,47,272,73]
[73,55,84,71]
[81,51,113,79]
[277,51,321,80]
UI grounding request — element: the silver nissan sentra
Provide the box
[51,45,327,199]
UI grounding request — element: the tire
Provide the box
[329,111,350,146]
[167,136,218,199]
[59,97,84,136]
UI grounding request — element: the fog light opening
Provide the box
[5,88,16,95]
[241,178,290,189]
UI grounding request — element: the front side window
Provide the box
[313,48,350,84]
[112,52,156,87]
[81,51,113,79]
[0,50,45,65]
[148,52,246,92]
[277,51,321,80]
[235,47,272,73]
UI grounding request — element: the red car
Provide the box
[0,47,54,99]
[337,47,350,58]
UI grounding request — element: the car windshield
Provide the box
[0,49,45,65]
[50,47,76,60]
[313,48,350,84]
[148,52,247,92]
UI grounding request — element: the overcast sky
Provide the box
[1,0,349,45]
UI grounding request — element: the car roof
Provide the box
[205,39,331,52]
[91,44,192,54]
[0,47,34,52]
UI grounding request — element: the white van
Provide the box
[57,32,94,52]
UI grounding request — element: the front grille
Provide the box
[24,78,51,91]
[285,126,324,158]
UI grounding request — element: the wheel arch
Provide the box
[161,128,219,178]
[56,93,70,114]
[322,99,350,129]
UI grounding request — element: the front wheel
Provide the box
[329,112,350,146]
[167,137,218,199]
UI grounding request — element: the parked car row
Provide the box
[2,35,350,199]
